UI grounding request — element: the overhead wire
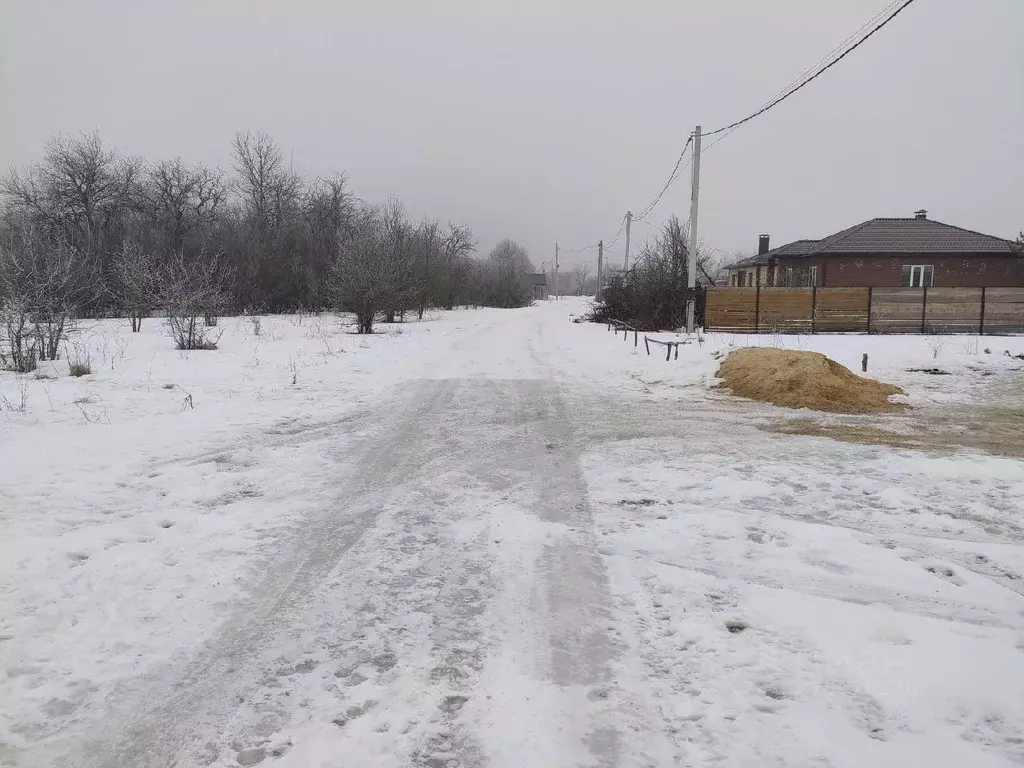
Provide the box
[701,0,917,138]
[700,0,904,157]
[633,134,694,223]
[756,0,904,109]
[603,213,629,248]
[558,0,917,254]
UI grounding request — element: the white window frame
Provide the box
[808,265,817,287]
[904,264,934,288]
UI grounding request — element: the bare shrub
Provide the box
[0,374,31,413]
[156,250,231,350]
[592,216,717,331]
[927,336,951,359]
[0,300,38,373]
[66,340,92,376]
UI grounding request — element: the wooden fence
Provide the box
[705,286,1024,334]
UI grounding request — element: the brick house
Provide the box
[727,211,1022,288]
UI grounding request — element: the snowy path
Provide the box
[3,302,1024,767]
[14,311,658,767]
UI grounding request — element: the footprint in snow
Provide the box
[924,563,965,586]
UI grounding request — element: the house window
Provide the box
[747,271,755,287]
[901,265,934,288]
[808,266,817,287]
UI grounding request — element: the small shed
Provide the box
[528,273,549,301]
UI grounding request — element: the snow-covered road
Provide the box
[3,301,1024,767]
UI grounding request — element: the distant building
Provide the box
[528,273,549,301]
[726,211,1021,288]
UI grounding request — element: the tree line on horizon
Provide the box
[0,131,539,369]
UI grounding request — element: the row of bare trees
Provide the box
[0,131,538,365]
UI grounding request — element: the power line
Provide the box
[752,0,904,120]
[634,134,694,223]
[701,2,903,156]
[560,0,915,261]
[560,242,600,253]
[604,213,629,248]
[702,0,916,138]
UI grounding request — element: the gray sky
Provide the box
[2,0,1022,271]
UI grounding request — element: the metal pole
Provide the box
[979,286,986,335]
[554,242,560,301]
[685,125,702,334]
[596,240,604,301]
[623,211,632,270]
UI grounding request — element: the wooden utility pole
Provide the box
[554,242,560,300]
[596,240,604,301]
[685,125,702,334]
[623,211,632,270]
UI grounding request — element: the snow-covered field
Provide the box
[1,299,1023,767]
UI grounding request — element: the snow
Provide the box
[1,300,1023,767]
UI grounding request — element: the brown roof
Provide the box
[810,217,1015,255]
[727,240,819,269]
[729,218,1015,269]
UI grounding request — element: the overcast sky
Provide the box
[2,0,1021,270]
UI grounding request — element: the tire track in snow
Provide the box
[51,379,456,768]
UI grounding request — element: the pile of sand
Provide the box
[715,347,905,414]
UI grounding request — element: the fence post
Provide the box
[644,337,650,355]
[921,286,928,334]
[754,284,761,334]
[811,286,817,334]
[634,329,638,347]
[866,286,873,334]
[979,286,987,336]
[665,343,671,362]
[674,343,679,360]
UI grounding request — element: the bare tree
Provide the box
[438,223,476,310]
[142,159,226,252]
[480,239,534,308]
[573,263,591,296]
[0,229,96,363]
[328,207,390,334]
[412,219,443,319]
[232,131,301,231]
[378,198,416,323]
[1,132,141,259]
[111,241,157,332]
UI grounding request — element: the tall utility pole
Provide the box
[596,240,604,301]
[623,211,632,270]
[685,125,702,334]
[554,242,560,300]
